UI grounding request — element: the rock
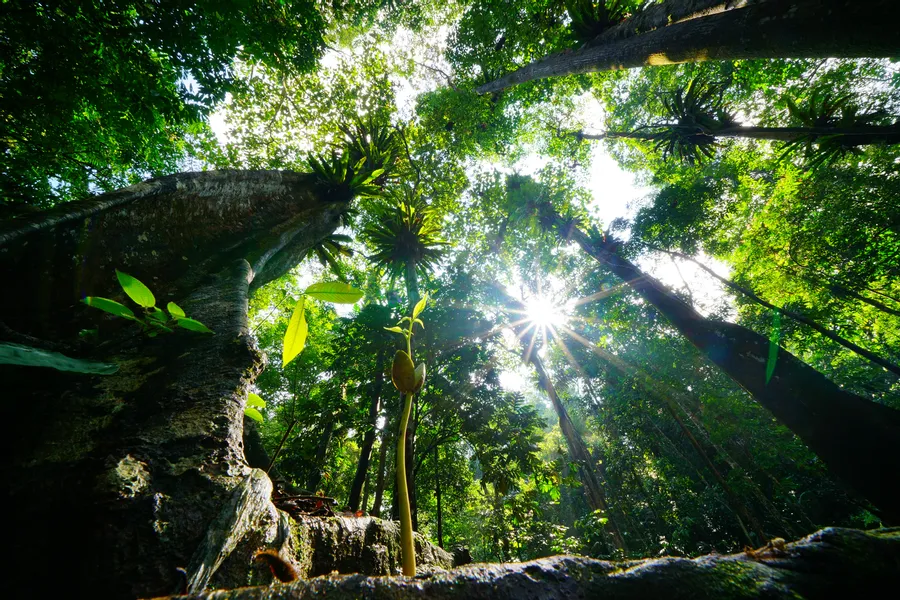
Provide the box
[159,527,899,599]
[292,515,454,578]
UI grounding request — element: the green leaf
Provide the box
[175,317,213,333]
[247,392,266,409]
[148,320,175,333]
[244,407,264,423]
[147,308,168,323]
[83,296,136,320]
[283,297,308,367]
[384,326,405,334]
[116,270,156,308]
[167,302,185,318]
[412,294,428,319]
[0,342,118,375]
[414,319,424,330]
[304,281,364,304]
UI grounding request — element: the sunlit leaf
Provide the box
[167,302,185,318]
[412,294,428,319]
[283,297,308,367]
[175,317,213,333]
[304,281,364,304]
[247,392,266,409]
[244,407,264,423]
[83,296,137,320]
[384,326,405,334]
[116,270,156,308]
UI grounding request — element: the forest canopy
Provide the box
[3,0,899,568]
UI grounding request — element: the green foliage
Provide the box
[564,0,630,44]
[245,392,267,423]
[83,271,212,337]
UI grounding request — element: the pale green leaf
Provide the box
[283,297,308,367]
[304,281,364,304]
[83,296,136,320]
[384,326,405,334]
[244,407,264,423]
[175,317,213,333]
[167,302,185,318]
[116,270,156,308]
[247,392,266,409]
[412,294,428,319]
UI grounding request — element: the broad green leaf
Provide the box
[116,270,156,308]
[391,350,416,394]
[244,407,264,423]
[414,319,424,330]
[283,297,308,367]
[0,342,118,375]
[175,317,213,333]
[304,281,364,304]
[247,392,266,409]
[412,294,428,319]
[84,296,136,320]
[384,326,405,334]
[167,302,185,318]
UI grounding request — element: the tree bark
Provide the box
[1,170,346,598]
[435,444,444,548]
[372,427,391,517]
[557,218,900,522]
[477,0,900,94]
[655,247,900,376]
[588,0,741,46]
[347,351,386,511]
[578,125,900,145]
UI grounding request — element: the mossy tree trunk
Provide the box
[1,170,347,598]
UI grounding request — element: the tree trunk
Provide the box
[587,0,739,46]
[308,417,335,492]
[372,427,391,517]
[579,125,900,145]
[1,170,346,598]
[435,444,444,548]
[558,218,900,522]
[530,352,629,552]
[347,351,386,511]
[655,248,900,376]
[477,0,900,94]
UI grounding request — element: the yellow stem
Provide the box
[397,391,416,576]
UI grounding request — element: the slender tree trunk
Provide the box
[556,217,900,522]
[308,417,335,492]
[578,125,900,145]
[2,170,347,597]
[477,0,900,94]
[530,352,629,552]
[347,351,386,511]
[372,427,391,517]
[361,467,372,513]
[435,445,444,548]
[656,248,900,376]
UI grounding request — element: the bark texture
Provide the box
[1,170,346,598]
[164,527,900,600]
[477,0,900,94]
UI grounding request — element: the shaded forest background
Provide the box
[2,0,898,563]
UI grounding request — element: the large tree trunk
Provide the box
[347,351,386,511]
[1,170,346,598]
[477,0,900,94]
[579,125,900,146]
[556,218,900,522]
